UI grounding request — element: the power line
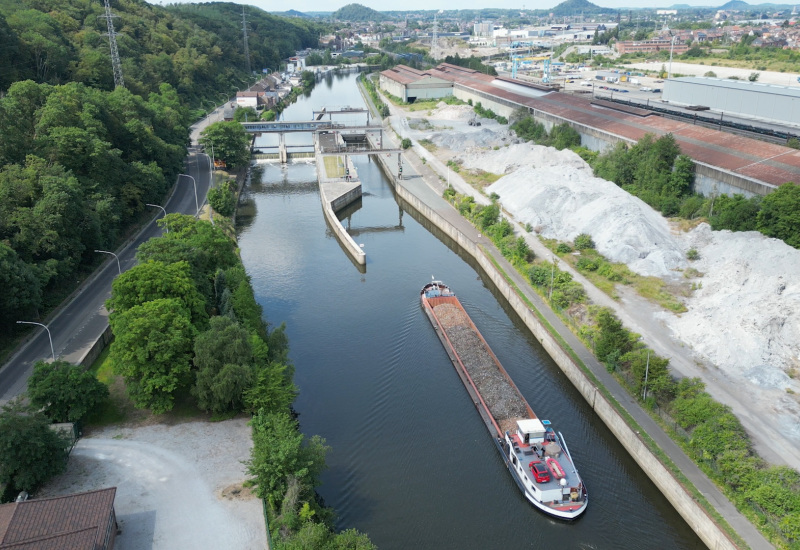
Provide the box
[99,0,124,88]
[241,7,251,76]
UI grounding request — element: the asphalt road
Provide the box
[0,127,214,403]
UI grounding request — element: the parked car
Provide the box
[529,461,551,484]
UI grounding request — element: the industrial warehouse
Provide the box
[380,63,800,197]
[662,76,800,127]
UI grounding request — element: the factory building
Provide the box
[379,65,453,103]
[663,77,800,126]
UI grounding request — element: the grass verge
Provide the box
[323,156,345,178]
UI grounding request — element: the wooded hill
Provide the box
[0,0,323,101]
[0,0,323,339]
[332,3,384,21]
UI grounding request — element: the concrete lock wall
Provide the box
[315,155,366,266]
[369,141,736,549]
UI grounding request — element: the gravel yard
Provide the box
[39,419,266,550]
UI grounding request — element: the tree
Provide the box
[109,298,196,413]
[0,243,41,328]
[247,411,329,510]
[232,106,257,123]
[199,121,251,169]
[710,194,761,231]
[192,316,254,414]
[0,401,71,496]
[244,360,297,414]
[756,183,800,248]
[27,360,108,423]
[137,216,239,301]
[593,308,632,365]
[107,260,208,328]
[207,180,237,217]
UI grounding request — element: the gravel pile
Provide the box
[428,103,475,120]
[434,303,529,422]
[430,126,516,153]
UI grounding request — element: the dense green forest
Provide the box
[0,0,324,100]
[0,0,324,342]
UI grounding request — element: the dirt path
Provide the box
[39,419,266,550]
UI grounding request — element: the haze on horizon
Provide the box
[153,0,720,14]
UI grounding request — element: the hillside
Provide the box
[0,0,323,101]
[719,0,751,8]
[332,3,385,21]
[0,0,323,336]
[549,0,607,15]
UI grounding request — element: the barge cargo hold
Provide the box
[421,280,588,520]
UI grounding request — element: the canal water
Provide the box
[236,71,703,549]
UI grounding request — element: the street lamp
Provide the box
[95,249,121,275]
[179,173,199,214]
[145,203,169,233]
[16,321,55,362]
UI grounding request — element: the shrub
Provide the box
[686,248,699,261]
[556,243,572,254]
[401,138,411,149]
[576,256,599,271]
[574,233,595,250]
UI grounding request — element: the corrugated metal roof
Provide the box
[431,63,800,188]
[673,76,800,98]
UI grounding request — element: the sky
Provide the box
[154,0,725,14]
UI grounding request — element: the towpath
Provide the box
[359,84,773,549]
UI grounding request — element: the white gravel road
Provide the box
[39,419,266,550]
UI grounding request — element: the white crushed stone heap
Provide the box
[472,143,687,278]
[428,102,474,120]
[669,223,800,390]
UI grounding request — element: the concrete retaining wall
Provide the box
[694,162,776,197]
[369,139,736,549]
[315,155,366,266]
[453,84,517,118]
[78,324,113,369]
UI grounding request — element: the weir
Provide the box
[250,104,406,269]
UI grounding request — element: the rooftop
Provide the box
[0,488,116,550]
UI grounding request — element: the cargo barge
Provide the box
[421,280,588,519]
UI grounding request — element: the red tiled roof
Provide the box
[0,488,116,550]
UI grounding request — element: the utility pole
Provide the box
[100,0,124,88]
[242,7,251,76]
[431,12,439,61]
